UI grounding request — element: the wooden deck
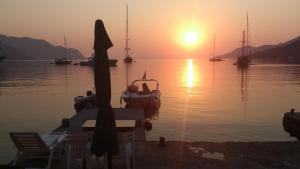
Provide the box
[55,107,146,141]
[47,141,300,169]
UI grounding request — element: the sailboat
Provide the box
[55,37,72,65]
[123,5,134,63]
[209,33,223,62]
[235,13,251,67]
[80,53,118,67]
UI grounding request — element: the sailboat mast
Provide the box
[246,12,251,56]
[125,4,129,57]
[212,33,216,58]
[241,30,246,57]
[125,4,129,86]
[64,37,67,59]
[246,12,250,56]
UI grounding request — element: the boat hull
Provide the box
[283,112,300,140]
[55,58,72,65]
[124,56,133,63]
[80,58,118,67]
[122,91,161,110]
[209,57,223,62]
[74,94,96,113]
[236,56,251,67]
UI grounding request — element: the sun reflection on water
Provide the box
[183,59,200,89]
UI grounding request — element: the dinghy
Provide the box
[121,78,161,110]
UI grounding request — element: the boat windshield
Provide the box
[128,80,159,92]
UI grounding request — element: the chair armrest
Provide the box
[48,137,59,150]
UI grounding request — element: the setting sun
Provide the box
[175,23,203,49]
[183,31,199,45]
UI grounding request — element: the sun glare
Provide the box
[183,31,199,45]
[187,59,194,87]
[182,59,200,88]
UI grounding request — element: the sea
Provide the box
[0,58,300,162]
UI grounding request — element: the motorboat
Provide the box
[74,91,96,113]
[80,56,118,67]
[121,78,161,110]
[73,75,161,117]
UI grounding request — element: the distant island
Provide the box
[0,34,86,60]
[220,36,300,64]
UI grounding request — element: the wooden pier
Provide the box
[55,107,146,141]
[7,108,300,169]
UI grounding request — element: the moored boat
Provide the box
[121,76,161,110]
[80,56,118,67]
[209,33,223,62]
[209,56,223,62]
[109,59,118,67]
[235,13,251,67]
[55,58,72,65]
[55,37,72,65]
[123,5,134,63]
[283,109,300,140]
[74,91,96,113]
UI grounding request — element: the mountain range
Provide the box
[0,34,85,60]
[220,36,300,64]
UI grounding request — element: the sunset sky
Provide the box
[0,0,299,58]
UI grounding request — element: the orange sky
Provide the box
[0,0,300,58]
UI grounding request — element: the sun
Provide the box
[182,29,201,48]
[184,31,198,45]
[174,23,204,49]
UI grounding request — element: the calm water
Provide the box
[1,59,300,162]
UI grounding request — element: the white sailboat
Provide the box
[123,5,134,63]
[209,33,223,61]
[235,13,251,67]
[55,37,72,65]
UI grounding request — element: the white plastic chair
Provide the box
[115,132,136,169]
[64,133,91,169]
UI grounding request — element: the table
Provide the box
[82,120,136,169]
[82,120,136,132]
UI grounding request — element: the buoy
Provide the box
[144,120,152,131]
[159,137,165,147]
[86,91,92,96]
[291,108,295,114]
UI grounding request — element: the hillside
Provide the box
[219,36,300,63]
[220,45,274,59]
[0,34,85,60]
[252,37,300,63]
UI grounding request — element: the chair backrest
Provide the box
[64,133,89,158]
[117,132,135,157]
[9,132,49,156]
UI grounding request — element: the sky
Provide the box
[0,0,300,58]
